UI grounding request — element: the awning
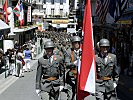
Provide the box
[14,26,38,33]
[0,19,10,31]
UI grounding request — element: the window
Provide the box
[60,9,63,16]
[38,5,43,11]
[44,0,46,4]
[44,8,46,14]
[60,0,63,5]
[51,8,54,16]
[51,0,54,4]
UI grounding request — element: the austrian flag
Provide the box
[77,0,96,99]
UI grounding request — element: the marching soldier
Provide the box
[36,41,65,100]
[95,39,119,100]
[65,36,82,100]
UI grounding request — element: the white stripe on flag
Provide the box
[84,57,95,93]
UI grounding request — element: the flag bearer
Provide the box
[65,36,82,100]
[95,39,119,100]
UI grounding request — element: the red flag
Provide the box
[77,0,96,99]
[3,0,8,24]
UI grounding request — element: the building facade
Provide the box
[32,0,69,31]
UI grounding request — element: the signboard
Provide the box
[116,20,132,25]
[52,20,68,24]
[27,6,31,22]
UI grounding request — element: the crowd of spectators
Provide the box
[0,40,36,78]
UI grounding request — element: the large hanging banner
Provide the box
[27,6,31,22]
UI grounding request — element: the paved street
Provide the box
[0,59,41,100]
[0,38,49,100]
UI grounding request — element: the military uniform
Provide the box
[36,41,64,100]
[65,36,82,100]
[65,48,82,67]
[95,39,119,100]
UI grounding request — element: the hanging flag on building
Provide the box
[3,0,8,24]
[106,0,128,23]
[13,0,20,17]
[77,0,96,99]
[96,0,128,23]
[96,0,110,23]
[19,3,24,26]
[114,0,128,22]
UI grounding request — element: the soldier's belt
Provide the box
[99,77,112,80]
[42,76,58,81]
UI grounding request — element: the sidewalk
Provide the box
[118,74,133,99]
[0,50,44,94]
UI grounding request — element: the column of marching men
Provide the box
[36,31,119,100]
[0,30,119,100]
[36,31,83,100]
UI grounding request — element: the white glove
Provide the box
[59,86,64,91]
[36,89,41,96]
[73,60,78,65]
[113,82,117,88]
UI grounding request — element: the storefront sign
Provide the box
[52,20,68,24]
[117,20,132,25]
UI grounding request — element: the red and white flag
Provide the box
[13,1,24,26]
[77,0,96,99]
[19,3,24,26]
[13,0,20,17]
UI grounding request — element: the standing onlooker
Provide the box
[23,46,31,72]
[16,48,24,77]
[5,49,16,75]
[31,44,36,60]
[0,49,4,70]
[14,41,20,50]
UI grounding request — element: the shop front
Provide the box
[0,19,10,51]
[116,16,133,75]
[13,26,37,46]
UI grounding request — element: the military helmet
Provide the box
[99,39,110,47]
[44,41,54,49]
[71,36,81,43]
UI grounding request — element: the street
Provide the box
[0,59,41,100]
